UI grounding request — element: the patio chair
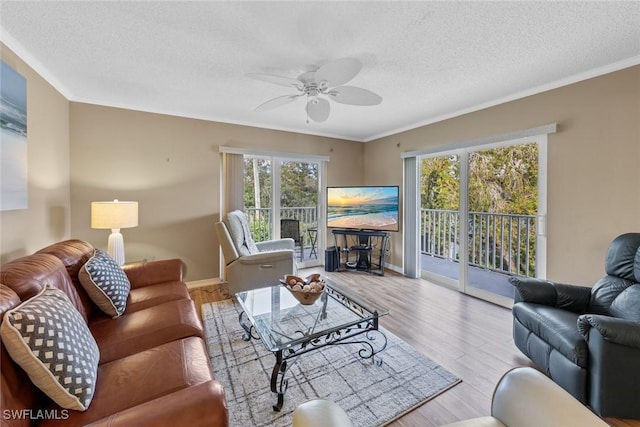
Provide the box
[281,218,304,261]
[215,210,296,294]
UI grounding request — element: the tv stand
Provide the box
[331,229,390,276]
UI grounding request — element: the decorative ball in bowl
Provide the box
[280,274,326,305]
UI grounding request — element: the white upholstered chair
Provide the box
[214,210,297,295]
[292,368,607,427]
[440,367,608,427]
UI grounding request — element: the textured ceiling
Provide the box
[1,1,639,142]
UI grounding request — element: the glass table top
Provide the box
[235,278,388,353]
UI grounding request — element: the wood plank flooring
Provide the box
[189,268,638,427]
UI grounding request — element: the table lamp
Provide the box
[91,200,138,266]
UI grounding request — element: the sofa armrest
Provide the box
[236,250,295,266]
[88,381,228,427]
[510,277,557,304]
[510,277,591,313]
[577,314,640,348]
[122,259,185,288]
[256,238,295,252]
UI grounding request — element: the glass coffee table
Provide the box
[235,278,389,411]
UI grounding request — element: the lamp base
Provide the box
[107,229,125,266]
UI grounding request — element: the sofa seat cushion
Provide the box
[89,299,203,364]
[0,285,99,411]
[40,337,215,426]
[79,249,131,318]
[512,303,588,367]
[125,281,191,313]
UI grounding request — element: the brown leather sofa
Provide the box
[0,239,228,426]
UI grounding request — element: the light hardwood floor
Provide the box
[189,268,638,427]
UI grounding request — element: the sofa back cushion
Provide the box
[609,285,640,322]
[36,239,97,319]
[604,233,640,281]
[0,253,88,323]
[589,276,635,315]
[589,233,640,315]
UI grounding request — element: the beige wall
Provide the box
[365,66,640,285]
[0,44,70,263]
[3,36,638,287]
[69,103,363,280]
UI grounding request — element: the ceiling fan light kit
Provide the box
[249,58,382,123]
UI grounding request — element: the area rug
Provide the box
[202,299,461,427]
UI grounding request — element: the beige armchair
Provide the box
[215,210,297,295]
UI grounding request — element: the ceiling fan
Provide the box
[248,58,382,123]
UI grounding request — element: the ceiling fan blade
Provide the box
[306,98,330,122]
[314,58,362,87]
[254,94,301,112]
[329,86,382,106]
[247,73,302,88]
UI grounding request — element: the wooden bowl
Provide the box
[280,274,326,305]
[287,287,324,305]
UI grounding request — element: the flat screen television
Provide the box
[326,185,399,232]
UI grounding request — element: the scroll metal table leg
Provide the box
[271,350,288,411]
[238,310,258,341]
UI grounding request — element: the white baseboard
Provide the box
[385,263,403,274]
[186,277,223,290]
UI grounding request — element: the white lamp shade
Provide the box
[91,200,138,230]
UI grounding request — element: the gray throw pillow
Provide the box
[0,285,100,411]
[79,249,131,317]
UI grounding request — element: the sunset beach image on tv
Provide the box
[327,186,399,231]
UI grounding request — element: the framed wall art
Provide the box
[0,60,28,211]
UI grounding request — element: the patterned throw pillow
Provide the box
[78,249,131,317]
[0,285,100,411]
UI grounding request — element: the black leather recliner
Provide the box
[510,232,640,419]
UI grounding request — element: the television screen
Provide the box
[327,186,399,232]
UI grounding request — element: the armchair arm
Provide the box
[510,277,591,313]
[578,314,640,348]
[122,259,185,289]
[256,238,295,252]
[235,249,294,266]
[490,367,608,427]
[88,381,228,427]
[510,277,556,304]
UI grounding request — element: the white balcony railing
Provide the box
[421,209,537,277]
[245,207,536,277]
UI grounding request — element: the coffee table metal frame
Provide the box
[235,280,388,411]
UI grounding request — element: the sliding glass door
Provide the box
[420,153,462,288]
[420,136,546,307]
[244,155,323,268]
